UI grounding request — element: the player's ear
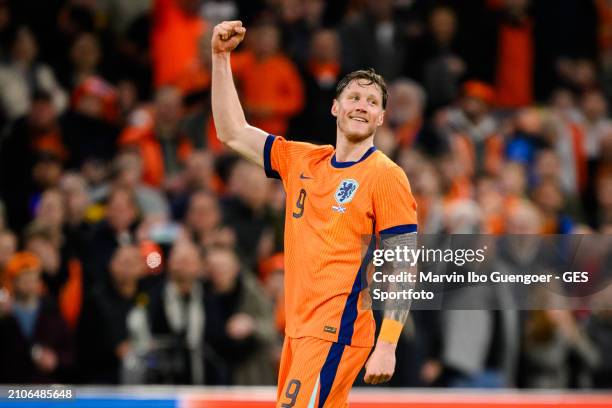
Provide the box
[376,110,385,127]
[331,99,339,117]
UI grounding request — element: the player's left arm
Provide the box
[364,231,416,384]
[365,165,417,385]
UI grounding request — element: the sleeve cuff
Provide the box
[264,135,281,180]
[379,224,417,235]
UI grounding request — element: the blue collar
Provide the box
[331,146,377,168]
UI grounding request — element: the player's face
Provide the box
[332,79,385,142]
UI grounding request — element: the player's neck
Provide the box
[334,135,374,163]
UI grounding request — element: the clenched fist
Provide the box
[212,20,246,54]
[363,341,396,385]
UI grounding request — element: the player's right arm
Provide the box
[211,20,268,167]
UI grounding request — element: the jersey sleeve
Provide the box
[263,135,318,181]
[373,165,418,234]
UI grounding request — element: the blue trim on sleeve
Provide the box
[263,135,281,179]
[331,146,377,168]
[379,224,418,235]
[318,342,346,408]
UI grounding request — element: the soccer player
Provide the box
[211,21,417,407]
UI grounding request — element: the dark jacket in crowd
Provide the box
[204,272,277,386]
[76,281,139,384]
[0,297,74,383]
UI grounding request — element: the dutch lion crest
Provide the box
[334,179,359,205]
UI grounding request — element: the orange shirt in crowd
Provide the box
[118,107,193,186]
[495,19,534,108]
[151,0,207,87]
[58,258,82,330]
[453,132,505,178]
[232,51,304,136]
[395,118,423,148]
[172,61,211,96]
[31,130,68,161]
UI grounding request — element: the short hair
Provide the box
[335,68,388,109]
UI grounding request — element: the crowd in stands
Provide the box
[0,0,611,389]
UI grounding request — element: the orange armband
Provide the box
[378,318,404,344]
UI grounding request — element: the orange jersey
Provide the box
[265,135,418,347]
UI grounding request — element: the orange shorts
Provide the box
[276,336,372,408]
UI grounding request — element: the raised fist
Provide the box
[212,20,246,54]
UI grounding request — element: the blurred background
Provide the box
[0,0,611,394]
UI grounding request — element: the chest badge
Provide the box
[333,179,359,213]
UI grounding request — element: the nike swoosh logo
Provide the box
[300,173,314,179]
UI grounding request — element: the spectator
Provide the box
[493,0,535,108]
[232,21,304,136]
[204,245,276,385]
[0,90,66,232]
[185,190,235,248]
[118,86,193,187]
[169,150,222,219]
[279,0,326,65]
[442,80,502,176]
[146,240,205,384]
[432,204,544,388]
[22,222,69,300]
[77,245,146,384]
[97,0,152,38]
[222,160,277,269]
[64,32,103,91]
[546,88,587,196]
[171,30,223,154]
[56,175,91,330]
[289,28,341,145]
[476,176,506,234]
[531,178,574,234]
[580,89,612,221]
[84,186,141,288]
[151,0,207,87]
[523,306,598,388]
[59,172,93,259]
[90,151,170,222]
[0,25,67,121]
[29,189,65,246]
[505,108,549,166]
[412,161,444,233]
[340,0,406,81]
[532,149,562,189]
[62,76,120,169]
[385,79,427,150]
[172,29,212,97]
[0,252,74,383]
[581,89,611,163]
[114,7,153,99]
[407,5,467,110]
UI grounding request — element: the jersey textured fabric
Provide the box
[264,135,417,348]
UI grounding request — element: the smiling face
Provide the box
[332,79,385,143]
